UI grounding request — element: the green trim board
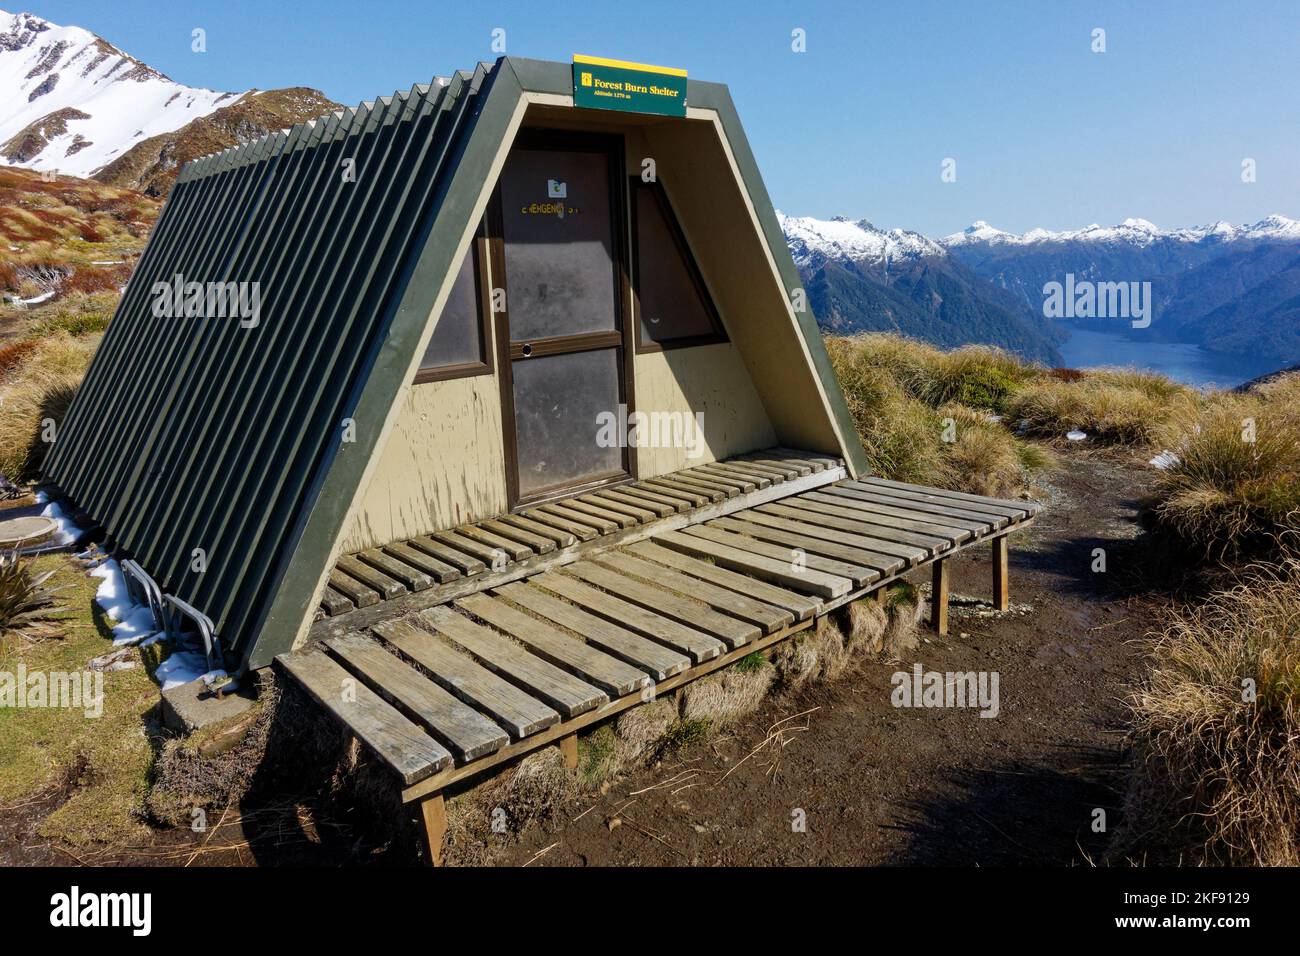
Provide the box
[42,56,868,675]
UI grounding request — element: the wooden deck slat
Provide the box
[591,488,675,518]
[536,503,617,535]
[612,485,694,512]
[520,508,599,542]
[320,586,353,616]
[455,525,535,561]
[531,571,726,663]
[688,465,759,492]
[563,561,760,648]
[596,550,793,633]
[771,448,841,471]
[358,548,434,592]
[581,492,659,522]
[409,535,487,575]
[456,593,651,696]
[802,491,976,541]
[492,514,576,548]
[655,529,853,598]
[494,581,691,680]
[325,632,508,761]
[418,606,607,718]
[851,479,1029,521]
[819,486,991,534]
[684,523,880,588]
[701,462,772,489]
[719,460,787,483]
[736,455,809,478]
[841,481,1012,527]
[559,498,638,529]
[479,519,558,555]
[665,472,741,497]
[277,648,450,785]
[762,499,953,552]
[859,476,1042,516]
[336,555,406,599]
[328,569,377,608]
[432,530,513,567]
[374,619,559,739]
[383,542,460,583]
[737,507,928,563]
[711,515,907,577]
[637,477,712,506]
[625,541,822,620]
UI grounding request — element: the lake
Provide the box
[1056,323,1287,388]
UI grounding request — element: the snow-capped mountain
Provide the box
[779,213,1064,363]
[940,215,1300,248]
[779,212,945,269]
[929,215,1300,364]
[781,211,1300,365]
[0,9,243,177]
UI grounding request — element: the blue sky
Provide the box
[22,0,1300,236]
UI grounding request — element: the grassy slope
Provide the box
[0,553,164,845]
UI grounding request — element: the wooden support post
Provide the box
[930,558,949,636]
[992,535,1009,612]
[420,793,447,867]
[560,732,578,770]
[874,586,888,605]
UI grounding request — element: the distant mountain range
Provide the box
[783,213,1300,367]
[0,9,339,194]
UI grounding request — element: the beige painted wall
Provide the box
[341,372,508,552]
[633,342,775,476]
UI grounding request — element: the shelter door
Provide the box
[494,131,631,506]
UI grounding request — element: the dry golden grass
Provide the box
[1120,557,1300,865]
[0,334,95,479]
[826,333,1052,497]
[1007,372,1199,446]
[1149,383,1300,561]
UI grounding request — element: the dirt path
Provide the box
[489,449,1164,866]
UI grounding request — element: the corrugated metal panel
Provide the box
[44,62,510,671]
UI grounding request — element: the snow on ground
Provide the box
[153,650,209,690]
[90,557,133,620]
[39,500,77,545]
[110,604,159,646]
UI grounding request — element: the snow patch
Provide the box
[39,500,77,545]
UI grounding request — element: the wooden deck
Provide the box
[279,454,1041,864]
[312,448,848,636]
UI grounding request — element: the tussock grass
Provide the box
[1148,376,1300,562]
[0,335,95,480]
[1007,372,1198,446]
[826,334,1051,497]
[1118,557,1300,865]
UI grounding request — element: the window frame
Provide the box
[629,177,728,354]
[413,227,495,384]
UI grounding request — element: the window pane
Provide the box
[420,244,482,370]
[499,147,617,340]
[511,348,623,497]
[635,184,720,346]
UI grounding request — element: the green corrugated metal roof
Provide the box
[43,57,867,674]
